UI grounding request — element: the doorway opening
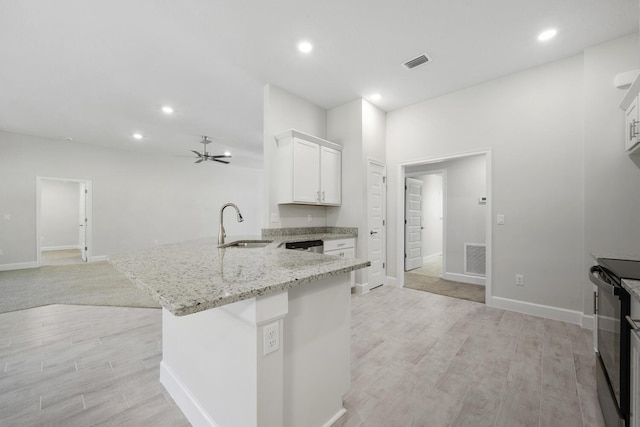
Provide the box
[36,177,92,266]
[398,150,491,304]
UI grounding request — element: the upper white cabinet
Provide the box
[275,129,342,206]
[620,75,640,153]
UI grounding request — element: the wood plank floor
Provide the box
[0,286,604,426]
[336,286,604,427]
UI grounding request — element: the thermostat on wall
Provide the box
[478,196,487,205]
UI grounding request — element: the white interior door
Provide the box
[79,183,88,262]
[367,161,385,288]
[405,177,423,271]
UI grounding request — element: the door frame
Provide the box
[36,176,93,266]
[396,149,492,305]
[365,158,387,292]
[405,169,446,275]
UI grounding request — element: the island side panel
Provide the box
[284,273,351,427]
[160,293,288,427]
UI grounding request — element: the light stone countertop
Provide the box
[623,279,640,303]
[110,235,369,316]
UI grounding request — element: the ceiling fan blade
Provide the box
[211,155,232,159]
[212,158,230,164]
[195,158,204,164]
[191,150,203,156]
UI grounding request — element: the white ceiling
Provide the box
[0,0,637,169]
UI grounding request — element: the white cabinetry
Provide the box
[620,76,640,153]
[275,129,342,206]
[324,238,356,287]
[630,288,640,427]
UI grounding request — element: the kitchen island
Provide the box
[110,237,369,427]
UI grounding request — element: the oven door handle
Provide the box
[589,266,619,296]
[626,315,640,331]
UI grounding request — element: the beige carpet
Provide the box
[404,272,485,304]
[0,262,160,314]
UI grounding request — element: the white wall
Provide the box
[583,34,640,315]
[41,179,80,249]
[387,54,584,311]
[326,99,363,229]
[263,84,328,228]
[0,131,263,266]
[326,99,386,286]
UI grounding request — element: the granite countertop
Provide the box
[110,235,369,316]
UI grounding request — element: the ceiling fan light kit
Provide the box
[191,136,232,164]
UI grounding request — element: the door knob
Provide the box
[370,230,378,235]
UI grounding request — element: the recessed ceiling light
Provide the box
[161,105,174,114]
[370,93,382,101]
[65,137,73,141]
[537,29,557,42]
[133,133,143,140]
[298,41,313,53]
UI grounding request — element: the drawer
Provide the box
[323,238,354,252]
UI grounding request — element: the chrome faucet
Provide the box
[218,203,244,245]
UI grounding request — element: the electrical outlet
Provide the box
[0,249,3,256]
[263,322,279,356]
[515,275,524,286]
[270,212,280,223]
[307,214,312,223]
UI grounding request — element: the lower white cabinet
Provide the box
[324,238,356,287]
[631,294,640,427]
[631,326,640,427]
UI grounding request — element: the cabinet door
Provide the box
[626,96,640,151]
[320,146,341,205]
[325,247,355,287]
[292,138,320,203]
[632,328,640,427]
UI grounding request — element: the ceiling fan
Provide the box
[191,136,231,164]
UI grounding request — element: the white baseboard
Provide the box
[422,252,442,264]
[160,361,219,427]
[581,314,594,330]
[0,261,39,271]
[354,282,370,295]
[442,272,485,286]
[322,408,347,427]
[384,276,400,287]
[90,255,108,262]
[42,245,81,251]
[489,296,584,326]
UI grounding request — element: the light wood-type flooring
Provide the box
[0,286,603,426]
[41,249,85,266]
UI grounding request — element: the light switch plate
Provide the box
[270,212,279,223]
[497,214,505,225]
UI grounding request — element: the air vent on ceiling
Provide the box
[403,53,431,70]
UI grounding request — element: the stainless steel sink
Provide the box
[220,240,272,248]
